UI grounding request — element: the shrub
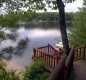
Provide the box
[24,59,50,80]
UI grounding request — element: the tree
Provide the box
[0,0,46,14]
[56,0,75,55]
[69,0,86,46]
[0,0,76,55]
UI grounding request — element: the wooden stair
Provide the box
[32,44,63,70]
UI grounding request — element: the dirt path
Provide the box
[3,59,24,80]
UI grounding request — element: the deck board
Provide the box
[70,59,86,80]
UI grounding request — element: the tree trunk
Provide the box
[56,0,69,55]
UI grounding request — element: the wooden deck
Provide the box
[33,44,86,80]
[70,60,86,80]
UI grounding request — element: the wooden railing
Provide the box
[48,46,75,80]
[65,45,75,80]
[73,44,86,61]
[32,44,86,80]
[32,44,63,68]
[32,48,61,68]
[48,54,67,80]
[37,44,62,55]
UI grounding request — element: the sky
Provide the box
[46,0,83,12]
[65,0,83,12]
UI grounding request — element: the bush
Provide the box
[24,59,50,80]
[35,72,50,80]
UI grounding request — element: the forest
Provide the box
[0,12,74,27]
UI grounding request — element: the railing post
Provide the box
[32,48,36,59]
[48,44,50,53]
[65,45,75,80]
[48,54,67,80]
[83,44,86,60]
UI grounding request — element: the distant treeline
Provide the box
[25,12,74,22]
[0,12,74,27]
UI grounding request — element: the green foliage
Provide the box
[0,31,7,41]
[0,12,74,27]
[0,0,46,13]
[24,59,50,80]
[65,12,74,21]
[35,12,59,21]
[0,37,29,58]
[35,12,74,21]
[69,0,86,46]
[0,12,73,25]
[0,12,37,27]
[67,0,76,3]
[0,13,25,27]
[0,59,49,80]
[0,0,76,14]
[0,60,19,80]
[17,37,29,50]
[23,12,37,21]
[35,72,49,80]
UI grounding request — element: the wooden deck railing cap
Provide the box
[74,44,85,50]
[48,54,67,80]
[65,45,75,67]
[48,44,59,52]
[35,48,57,57]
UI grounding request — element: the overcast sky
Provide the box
[47,0,83,12]
[65,0,83,12]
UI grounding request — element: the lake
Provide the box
[0,22,70,68]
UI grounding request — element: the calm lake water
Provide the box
[1,22,70,68]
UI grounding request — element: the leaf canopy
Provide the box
[0,0,76,13]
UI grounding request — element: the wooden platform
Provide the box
[70,60,86,80]
[33,44,86,80]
